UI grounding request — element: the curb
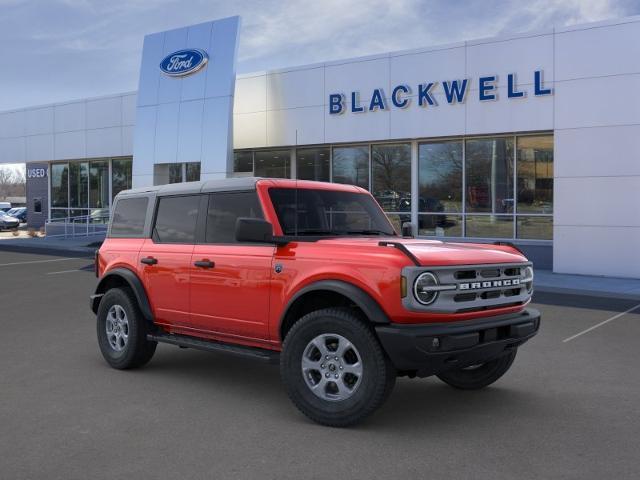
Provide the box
[0,244,95,258]
[534,285,640,302]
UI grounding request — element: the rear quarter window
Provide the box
[110,197,148,237]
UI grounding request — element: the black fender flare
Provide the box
[91,268,154,322]
[281,280,391,327]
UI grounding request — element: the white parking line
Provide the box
[562,303,640,343]
[46,269,84,275]
[0,258,77,267]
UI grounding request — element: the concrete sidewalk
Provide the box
[0,235,103,255]
[534,270,640,301]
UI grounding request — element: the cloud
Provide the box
[0,0,637,111]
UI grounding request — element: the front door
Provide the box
[189,191,274,342]
[139,194,201,328]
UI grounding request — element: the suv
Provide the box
[91,178,540,427]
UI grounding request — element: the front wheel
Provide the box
[280,308,396,427]
[436,349,517,390]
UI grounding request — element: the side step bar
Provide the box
[147,332,280,364]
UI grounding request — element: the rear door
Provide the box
[190,191,274,342]
[139,194,202,328]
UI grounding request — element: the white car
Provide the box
[0,212,20,230]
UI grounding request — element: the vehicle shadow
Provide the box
[122,345,555,433]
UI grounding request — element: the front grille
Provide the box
[403,262,533,313]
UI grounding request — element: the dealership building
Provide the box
[0,15,639,278]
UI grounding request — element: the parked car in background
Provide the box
[7,207,27,223]
[0,212,20,230]
[0,202,12,212]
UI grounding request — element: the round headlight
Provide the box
[414,272,439,305]
[523,266,534,293]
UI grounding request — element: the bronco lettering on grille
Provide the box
[459,279,520,290]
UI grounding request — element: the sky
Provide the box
[0,0,639,113]
[0,0,639,175]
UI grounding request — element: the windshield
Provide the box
[269,188,396,237]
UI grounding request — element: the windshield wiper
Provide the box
[292,229,335,236]
[343,229,392,236]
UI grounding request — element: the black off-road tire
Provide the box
[280,308,396,427]
[96,287,157,369]
[436,349,518,390]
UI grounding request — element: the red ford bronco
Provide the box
[91,178,539,426]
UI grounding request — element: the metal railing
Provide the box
[45,213,110,239]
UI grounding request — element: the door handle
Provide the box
[141,257,158,266]
[194,260,215,269]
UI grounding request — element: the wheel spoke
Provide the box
[301,356,319,372]
[310,338,329,357]
[335,338,353,359]
[312,376,328,391]
[342,362,363,377]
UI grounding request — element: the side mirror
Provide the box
[236,218,275,243]
[401,222,414,238]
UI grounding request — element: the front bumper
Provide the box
[375,308,540,377]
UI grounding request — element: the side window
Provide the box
[110,197,148,237]
[153,195,200,243]
[206,191,263,243]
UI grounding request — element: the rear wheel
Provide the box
[96,287,157,369]
[281,308,396,427]
[436,349,517,390]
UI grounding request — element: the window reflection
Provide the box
[112,158,132,199]
[229,134,553,241]
[517,216,552,240]
[89,161,109,209]
[517,136,553,214]
[233,151,253,174]
[466,215,514,238]
[418,140,462,233]
[296,147,330,182]
[69,162,88,208]
[254,150,290,178]
[332,146,369,189]
[371,144,411,213]
[51,163,69,208]
[186,162,201,182]
[418,214,463,237]
[466,137,514,214]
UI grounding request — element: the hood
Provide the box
[315,236,527,266]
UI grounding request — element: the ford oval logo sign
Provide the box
[159,49,208,77]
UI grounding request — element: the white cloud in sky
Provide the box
[0,0,637,111]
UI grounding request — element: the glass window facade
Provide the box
[228,133,553,241]
[332,146,369,189]
[186,162,201,182]
[371,144,411,233]
[49,157,132,220]
[112,158,132,199]
[233,151,254,174]
[254,150,291,178]
[296,147,330,182]
[51,163,69,208]
[418,140,463,237]
[465,137,514,214]
[89,160,109,209]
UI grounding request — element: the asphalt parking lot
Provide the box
[0,249,638,479]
